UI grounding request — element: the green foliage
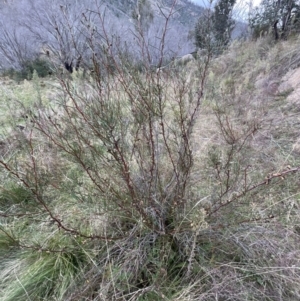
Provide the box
[0,227,18,255]
[250,0,300,39]
[194,0,236,52]
[0,236,90,301]
[213,0,236,46]
[194,9,214,49]
[0,183,35,211]
[2,58,52,82]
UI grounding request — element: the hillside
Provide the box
[1,19,300,301]
[107,0,204,27]
[0,0,247,72]
[0,0,204,70]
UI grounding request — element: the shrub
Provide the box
[2,58,52,82]
[1,2,300,301]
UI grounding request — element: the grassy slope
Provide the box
[0,36,300,300]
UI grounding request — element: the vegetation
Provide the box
[0,0,198,71]
[250,0,300,39]
[2,58,52,82]
[1,1,300,301]
[194,0,236,52]
[213,0,236,46]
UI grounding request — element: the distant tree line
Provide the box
[250,0,300,40]
[0,0,195,79]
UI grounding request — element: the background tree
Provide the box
[132,0,154,34]
[0,2,37,70]
[213,0,236,46]
[250,0,300,39]
[194,8,214,50]
[194,0,236,52]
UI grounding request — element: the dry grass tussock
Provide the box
[1,36,300,300]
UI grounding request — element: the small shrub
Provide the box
[2,58,52,82]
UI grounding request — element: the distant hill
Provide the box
[0,0,246,70]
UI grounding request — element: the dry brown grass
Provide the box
[1,35,300,300]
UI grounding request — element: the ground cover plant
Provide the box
[1,2,300,300]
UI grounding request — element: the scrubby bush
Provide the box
[2,58,52,82]
[1,2,300,301]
